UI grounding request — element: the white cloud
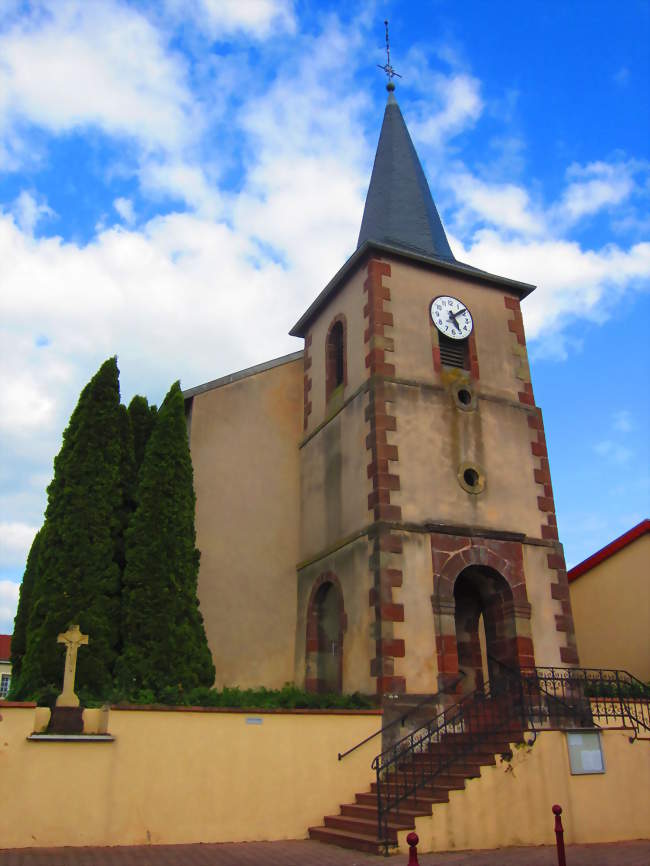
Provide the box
[138,161,222,216]
[410,72,483,147]
[11,191,54,234]
[454,231,650,341]
[0,580,20,635]
[449,173,545,236]
[0,522,38,568]
[558,161,637,224]
[0,0,200,171]
[161,0,296,38]
[113,197,135,226]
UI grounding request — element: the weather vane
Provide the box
[377,19,402,90]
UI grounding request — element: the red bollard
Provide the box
[406,831,420,865]
[552,804,566,866]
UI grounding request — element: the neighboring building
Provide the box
[569,520,649,682]
[0,634,11,698]
[185,84,578,697]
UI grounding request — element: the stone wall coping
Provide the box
[0,701,36,708]
[109,704,383,715]
[27,734,115,743]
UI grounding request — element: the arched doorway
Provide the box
[305,576,345,693]
[454,566,517,694]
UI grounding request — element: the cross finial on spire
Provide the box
[377,19,401,91]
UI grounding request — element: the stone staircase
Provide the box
[309,725,524,854]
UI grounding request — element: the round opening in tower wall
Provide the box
[457,462,486,495]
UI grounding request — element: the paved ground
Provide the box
[1,840,648,866]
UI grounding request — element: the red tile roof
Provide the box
[0,634,11,661]
[568,519,650,583]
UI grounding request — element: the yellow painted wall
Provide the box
[0,704,380,848]
[399,729,650,853]
[570,534,650,681]
[189,356,303,689]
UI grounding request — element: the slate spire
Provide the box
[357,87,456,262]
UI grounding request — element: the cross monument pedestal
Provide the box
[48,624,89,735]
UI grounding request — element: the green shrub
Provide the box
[106,682,375,710]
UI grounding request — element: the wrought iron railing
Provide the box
[523,665,650,738]
[337,671,466,761]
[371,665,649,852]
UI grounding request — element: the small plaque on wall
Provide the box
[566,731,605,774]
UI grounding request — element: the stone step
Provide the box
[424,745,498,763]
[311,700,526,853]
[356,790,448,809]
[341,802,422,826]
[371,776,465,796]
[324,813,399,842]
[441,732,522,747]
[308,825,383,854]
[400,758,482,777]
[410,753,493,770]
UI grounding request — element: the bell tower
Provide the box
[291,82,578,697]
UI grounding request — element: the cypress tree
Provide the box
[116,381,215,698]
[17,358,125,700]
[115,403,137,577]
[8,528,43,696]
[128,395,157,476]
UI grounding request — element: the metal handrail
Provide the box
[372,673,529,853]
[370,664,649,853]
[337,670,465,761]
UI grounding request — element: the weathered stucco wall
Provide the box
[304,266,367,433]
[299,393,370,561]
[399,729,650,853]
[524,543,565,667]
[391,386,543,538]
[0,704,380,848]
[296,535,374,694]
[388,260,526,398]
[398,533,439,692]
[189,357,302,689]
[297,251,571,695]
[570,534,650,681]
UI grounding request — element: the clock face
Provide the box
[430,295,474,341]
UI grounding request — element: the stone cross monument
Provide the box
[56,624,89,708]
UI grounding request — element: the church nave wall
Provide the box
[188,356,303,689]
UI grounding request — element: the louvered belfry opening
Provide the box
[439,333,469,369]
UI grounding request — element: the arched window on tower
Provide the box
[325,317,347,403]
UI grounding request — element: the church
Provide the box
[183,80,578,698]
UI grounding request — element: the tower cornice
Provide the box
[289,239,535,338]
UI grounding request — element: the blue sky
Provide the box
[1,0,649,633]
